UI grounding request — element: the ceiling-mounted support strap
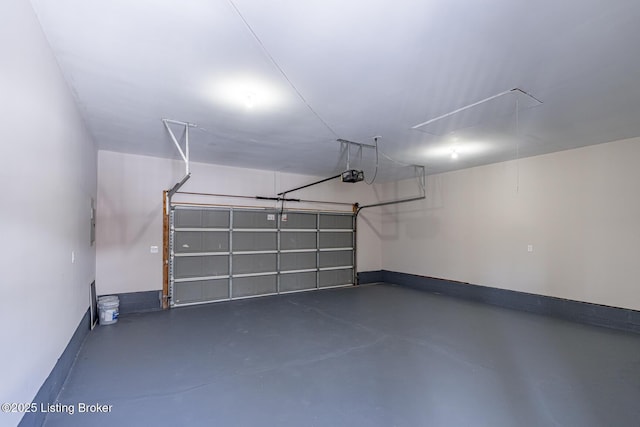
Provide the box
[411,87,542,130]
[162,118,197,214]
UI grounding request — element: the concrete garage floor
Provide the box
[44,284,640,427]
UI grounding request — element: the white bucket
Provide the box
[98,295,119,325]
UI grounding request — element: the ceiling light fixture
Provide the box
[245,93,255,109]
[208,75,285,110]
[423,139,491,160]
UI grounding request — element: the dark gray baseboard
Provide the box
[19,309,90,427]
[102,290,162,315]
[357,270,384,284]
[379,270,640,334]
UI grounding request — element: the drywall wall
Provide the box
[0,1,97,425]
[96,150,382,296]
[379,137,640,311]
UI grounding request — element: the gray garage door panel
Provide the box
[281,252,317,271]
[233,210,277,229]
[174,255,229,279]
[319,232,353,249]
[174,231,229,253]
[280,231,316,250]
[233,231,277,251]
[319,214,353,229]
[319,268,354,287]
[319,250,353,268]
[280,212,316,229]
[173,279,229,304]
[233,253,277,274]
[175,208,229,228]
[280,272,317,292]
[233,275,277,298]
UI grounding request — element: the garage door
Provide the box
[169,206,354,307]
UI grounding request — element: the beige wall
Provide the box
[379,137,640,311]
[0,0,97,421]
[96,151,382,295]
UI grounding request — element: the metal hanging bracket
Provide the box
[162,118,197,213]
[337,138,376,170]
[356,165,426,213]
[162,118,197,175]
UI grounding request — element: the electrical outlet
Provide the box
[150,246,159,254]
[527,245,533,253]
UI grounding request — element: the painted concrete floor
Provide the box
[45,284,640,427]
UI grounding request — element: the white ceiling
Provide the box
[30,0,640,180]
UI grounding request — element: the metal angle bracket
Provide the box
[162,118,197,175]
[162,118,197,213]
